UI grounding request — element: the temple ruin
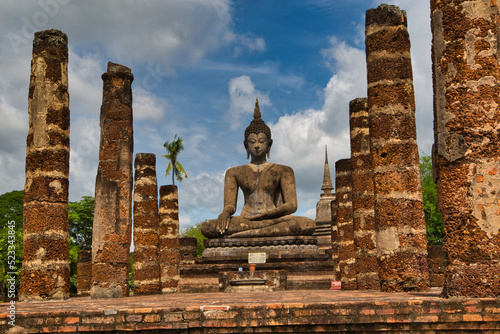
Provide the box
[13,0,500,317]
[91,62,134,298]
[431,0,500,297]
[334,158,355,290]
[349,97,379,290]
[313,147,336,250]
[133,153,161,295]
[20,29,70,301]
[365,4,429,292]
[159,185,181,294]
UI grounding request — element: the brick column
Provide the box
[366,4,429,292]
[330,200,339,279]
[335,159,355,290]
[431,0,500,297]
[349,98,379,290]
[159,185,180,293]
[20,29,70,301]
[133,153,161,295]
[77,250,92,297]
[91,62,134,298]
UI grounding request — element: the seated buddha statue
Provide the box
[201,99,316,239]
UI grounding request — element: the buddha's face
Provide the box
[245,132,272,159]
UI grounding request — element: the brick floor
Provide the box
[2,287,500,333]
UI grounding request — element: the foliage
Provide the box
[68,196,94,250]
[162,134,188,185]
[0,191,95,296]
[180,222,206,257]
[69,240,80,295]
[420,155,444,245]
[0,190,24,298]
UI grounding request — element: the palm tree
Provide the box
[162,134,188,185]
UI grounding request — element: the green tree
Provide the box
[162,134,188,185]
[68,196,94,250]
[0,190,24,298]
[67,196,95,294]
[180,222,206,257]
[420,155,444,245]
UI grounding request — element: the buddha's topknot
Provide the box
[244,98,271,142]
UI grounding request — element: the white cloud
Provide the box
[68,50,104,118]
[178,170,225,225]
[133,88,166,121]
[228,75,271,130]
[231,33,266,57]
[69,119,100,201]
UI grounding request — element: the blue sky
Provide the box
[0,0,433,228]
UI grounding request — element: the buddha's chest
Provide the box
[238,168,281,194]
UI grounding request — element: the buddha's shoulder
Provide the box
[225,165,247,174]
[226,163,294,174]
[270,163,294,173]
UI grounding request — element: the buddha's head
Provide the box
[244,98,273,159]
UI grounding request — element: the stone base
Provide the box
[442,262,500,298]
[202,236,321,261]
[219,270,287,293]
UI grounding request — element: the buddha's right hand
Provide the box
[216,211,231,236]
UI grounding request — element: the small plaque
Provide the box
[248,252,266,264]
[330,281,341,290]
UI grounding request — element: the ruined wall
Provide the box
[431,0,500,297]
[335,159,356,290]
[77,250,92,297]
[159,185,180,293]
[349,98,379,290]
[330,201,339,279]
[366,4,429,292]
[91,62,134,298]
[20,29,70,301]
[133,153,161,295]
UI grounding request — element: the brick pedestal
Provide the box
[91,62,134,299]
[159,185,180,293]
[20,29,70,301]
[366,4,429,292]
[133,153,161,295]
[349,98,379,290]
[431,0,500,297]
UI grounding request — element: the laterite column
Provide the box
[20,29,70,301]
[159,185,180,293]
[349,98,379,290]
[335,159,356,290]
[366,4,429,292]
[91,62,134,298]
[431,0,500,297]
[133,153,161,295]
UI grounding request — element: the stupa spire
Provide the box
[321,145,333,196]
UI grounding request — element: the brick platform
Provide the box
[3,288,500,333]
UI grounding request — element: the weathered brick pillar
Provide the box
[349,98,379,290]
[330,201,339,279]
[431,0,500,297]
[91,62,134,298]
[20,29,70,301]
[133,153,161,295]
[335,159,356,290]
[77,250,92,297]
[159,185,180,293]
[366,4,429,292]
